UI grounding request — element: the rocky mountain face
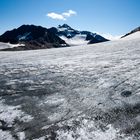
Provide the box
[121,26,140,38]
[0,25,68,51]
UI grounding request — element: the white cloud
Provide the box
[62,10,77,17]
[47,10,77,20]
[47,13,66,20]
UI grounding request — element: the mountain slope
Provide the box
[0,25,68,50]
[121,26,140,39]
[122,31,140,40]
[49,24,109,46]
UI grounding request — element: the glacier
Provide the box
[0,33,140,139]
[0,42,25,50]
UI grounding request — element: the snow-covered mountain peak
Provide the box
[57,24,75,32]
[56,24,109,46]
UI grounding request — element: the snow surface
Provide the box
[57,25,90,46]
[58,27,74,32]
[18,32,31,41]
[0,99,33,140]
[0,42,25,50]
[57,122,131,140]
[0,37,140,139]
[0,99,33,126]
[60,34,89,46]
[0,130,15,140]
[122,31,140,40]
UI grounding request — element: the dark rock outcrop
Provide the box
[0,25,68,50]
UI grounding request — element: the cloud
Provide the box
[47,13,66,20]
[47,10,77,20]
[62,10,77,17]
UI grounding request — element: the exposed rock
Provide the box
[121,91,132,97]
[0,25,68,50]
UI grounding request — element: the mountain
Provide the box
[0,25,68,51]
[121,26,140,39]
[49,24,109,46]
[0,24,109,51]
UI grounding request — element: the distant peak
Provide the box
[58,24,72,29]
[18,24,36,28]
[121,26,140,38]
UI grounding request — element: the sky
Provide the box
[0,0,140,39]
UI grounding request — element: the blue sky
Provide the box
[0,0,140,38]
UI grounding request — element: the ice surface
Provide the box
[60,34,89,46]
[0,130,15,140]
[0,99,33,140]
[0,99,33,126]
[0,42,25,50]
[0,36,140,139]
[17,132,25,140]
[57,122,130,140]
